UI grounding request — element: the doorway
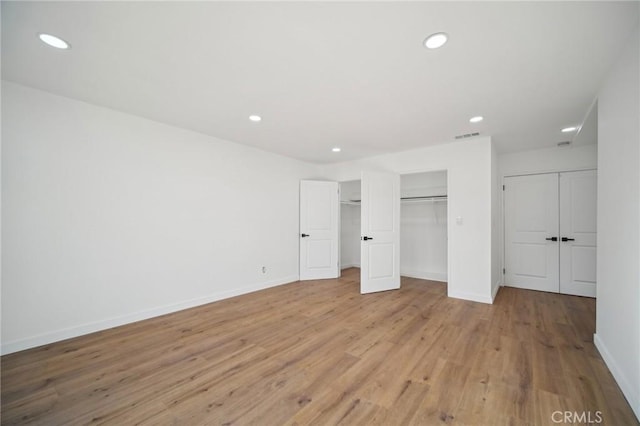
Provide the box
[339,170,449,291]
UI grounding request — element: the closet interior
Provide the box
[339,170,448,282]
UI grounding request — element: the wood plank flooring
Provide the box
[2,268,637,425]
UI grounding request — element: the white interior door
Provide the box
[504,174,560,293]
[559,170,597,297]
[360,171,400,294]
[299,180,339,280]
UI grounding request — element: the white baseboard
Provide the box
[1,275,298,355]
[341,263,360,270]
[400,268,447,282]
[448,289,493,304]
[594,333,640,421]
[491,278,502,303]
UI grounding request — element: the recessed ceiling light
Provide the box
[38,33,70,49]
[249,115,262,122]
[469,116,484,123]
[424,32,448,49]
[332,147,341,152]
[561,126,578,133]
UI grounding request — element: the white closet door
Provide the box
[504,174,560,293]
[360,171,400,294]
[559,170,597,297]
[299,180,339,280]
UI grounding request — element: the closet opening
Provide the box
[339,170,448,288]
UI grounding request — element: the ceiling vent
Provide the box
[454,132,480,140]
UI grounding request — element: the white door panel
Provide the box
[368,244,395,278]
[515,243,549,278]
[505,174,559,293]
[559,170,597,297]
[300,180,339,280]
[306,240,332,267]
[361,171,400,294]
[504,171,597,297]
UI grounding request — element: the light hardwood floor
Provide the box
[2,268,637,425]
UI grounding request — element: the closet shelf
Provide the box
[340,195,447,205]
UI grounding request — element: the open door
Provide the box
[360,171,401,294]
[299,180,339,280]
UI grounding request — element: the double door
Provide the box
[299,172,400,294]
[504,170,597,297]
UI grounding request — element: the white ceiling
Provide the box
[2,2,638,164]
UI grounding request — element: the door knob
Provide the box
[545,237,558,241]
[301,233,310,238]
[561,237,575,242]
[362,236,373,241]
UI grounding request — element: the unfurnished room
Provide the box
[1,1,639,425]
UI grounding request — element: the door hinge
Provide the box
[503,268,506,274]
[502,185,505,191]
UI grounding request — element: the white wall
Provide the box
[1,82,319,354]
[491,142,500,298]
[594,25,640,420]
[499,143,597,177]
[339,180,361,203]
[497,143,599,298]
[400,171,448,282]
[322,137,494,303]
[400,171,447,198]
[339,180,361,268]
[340,204,361,269]
[400,200,447,282]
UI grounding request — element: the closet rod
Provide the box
[401,195,447,201]
[340,195,447,204]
